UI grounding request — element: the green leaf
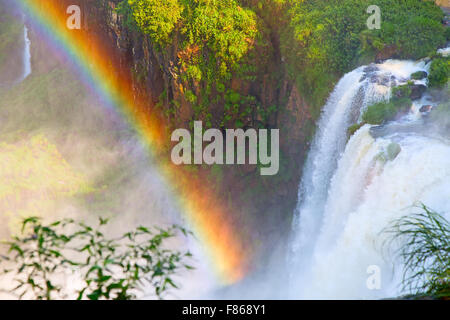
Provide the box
[87,290,102,300]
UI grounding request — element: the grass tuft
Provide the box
[384,204,450,299]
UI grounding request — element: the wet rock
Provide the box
[375,44,398,62]
[369,125,387,139]
[369,74,378,83]
[444,16,450,27]
[410,84,427,100]
[359,74,369,82]
[419,105,433,113]
[360,65,379,82]
[390,75,397,82]
[377,75,391,86]
[367,73,392,86]
[363,64,379,73]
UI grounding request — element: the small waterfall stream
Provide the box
[19,24,32,82]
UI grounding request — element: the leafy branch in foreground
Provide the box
[384,204,449,299]
[0,217,194,300]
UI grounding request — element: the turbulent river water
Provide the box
[290,55,450,299]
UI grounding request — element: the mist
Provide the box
[0,2,217,299]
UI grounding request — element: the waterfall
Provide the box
[290,58,450,299]
[20,24,32,81]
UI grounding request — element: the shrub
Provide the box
[0,217,193,300]
[126,0,183,46]
[428,57,449,88]
[362,97,410,125]
[400,16,446,59]
[362,101,396,124]
[384,204,450,298]
[122,0,257,80]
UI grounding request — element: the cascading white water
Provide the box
[290,68,366,259]
[290,58,450,299]
[290,61,414,260]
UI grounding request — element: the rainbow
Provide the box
[16,0,249,284]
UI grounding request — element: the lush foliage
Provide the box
[385,205,449,298]
[362,101,397,125]
[120,0,258,128]
[0,217,193,300]
[127,0,183,45]
[283,0,446,107]
[428,56,450,88]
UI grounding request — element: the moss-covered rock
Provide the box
[386,142,401,161]
[428,57,449,88]
[392,84,412,99]
[410,71,428,80]
[392,82,426,100]
[347,122,365,138]
[410,84,427,100]
[362,97,411,125]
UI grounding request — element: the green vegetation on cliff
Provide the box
[283,0,446,108]
[118,0,446,125]
[362,97,411,125]
[119,0,258,128]
[428,56,450,88]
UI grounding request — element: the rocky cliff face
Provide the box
[75,0,316,264]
